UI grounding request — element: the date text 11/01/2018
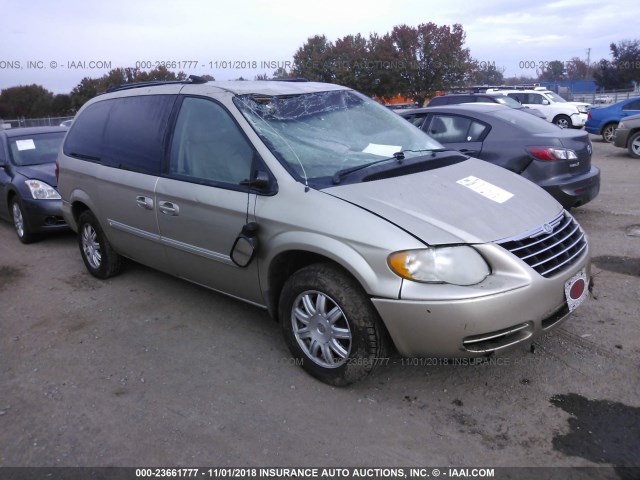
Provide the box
[134,60,295,70]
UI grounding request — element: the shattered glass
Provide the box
[234,90,443,185]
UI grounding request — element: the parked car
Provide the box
[489,88,590,129]
[613,113,640,159]
[585,96,640,142]
[57,78,591,386]
[428,93,547,120]
[398,104,599,209]
[593,95,614,104]
[0,126,68,243]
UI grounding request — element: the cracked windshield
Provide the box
[235,89,443,183]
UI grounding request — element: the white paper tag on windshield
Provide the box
[16,139,36,151]
[457,176,514,203]
[363,143,401,157]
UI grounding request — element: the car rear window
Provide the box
[491,108,561,133]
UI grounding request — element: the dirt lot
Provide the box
[1,138,639,475]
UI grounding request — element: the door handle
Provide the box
[158,201,179,216]
[136,196,154,210]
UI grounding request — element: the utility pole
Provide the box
[586,48,591,79]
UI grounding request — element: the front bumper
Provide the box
[571,112,588,128]
[371,243,590,358]
[22,197,68,233]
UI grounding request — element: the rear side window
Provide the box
[623,99,640,110]
[64,95,176,174]
[428,96,447,106]
[524,93,544,105]
[507,93,524,104]
[63,100,112,160]
[103,96,176,174]
[423,114,488,143]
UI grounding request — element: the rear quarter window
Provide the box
[64,95,176,175]
[63,100,112,160]
[623,99,640,110]
[428,96,447,106]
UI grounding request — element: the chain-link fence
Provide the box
[569,89,639,104]
[0,116,74,130]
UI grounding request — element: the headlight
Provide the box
[577,105,588,114]
[388,246,490,286]
[25,180,61,200]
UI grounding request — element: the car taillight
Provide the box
[587,111,592,119]
[526,147,578,161]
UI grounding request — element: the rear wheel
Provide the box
[602,123,618,143]
[279,263,389,386]
[628,131,640,159]
[553,115,572,129]
[77,210,123,279]
[10,198,37,244]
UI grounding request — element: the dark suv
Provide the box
[428,93,546,119]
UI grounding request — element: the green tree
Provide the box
[291,34,336,82]
[611,39,640,87]
[70,77,101,111]
[593,39,640,89]
[538,60,566,82]
[391,23,474,105]
[51,94,72,116]
[272,67,290,79]
[565,57,589,80]
[470,63,505,85]
[332,33,373,94]
[0,84,54,118]
[367,32,401,99]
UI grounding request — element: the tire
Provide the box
[279,263,389,386]
[602,123,618,143]
[10,198,37,244]
[77,210,123,279]
[553,115,572,129]
[628,131,640,159]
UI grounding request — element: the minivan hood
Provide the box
[324,158,562,245]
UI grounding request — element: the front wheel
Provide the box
[553,115,572,129]
[77,210,123,279]
[602,123,618,143]
[279,263,389,386]
[10,198,37,244]
[628,131,640,159]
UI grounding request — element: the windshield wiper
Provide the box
[332,151,405,184]
[331,148,450,185]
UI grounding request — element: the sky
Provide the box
[0,0,638,94]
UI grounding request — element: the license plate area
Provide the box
[564,269,589,312]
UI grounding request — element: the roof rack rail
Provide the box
[106,75,208,93]
[268,77,309,82]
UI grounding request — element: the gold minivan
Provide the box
[57,77,591,385]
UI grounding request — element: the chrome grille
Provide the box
[497,212,587,278]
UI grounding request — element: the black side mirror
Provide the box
[240,171,271,192]
[230,222,259,267]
